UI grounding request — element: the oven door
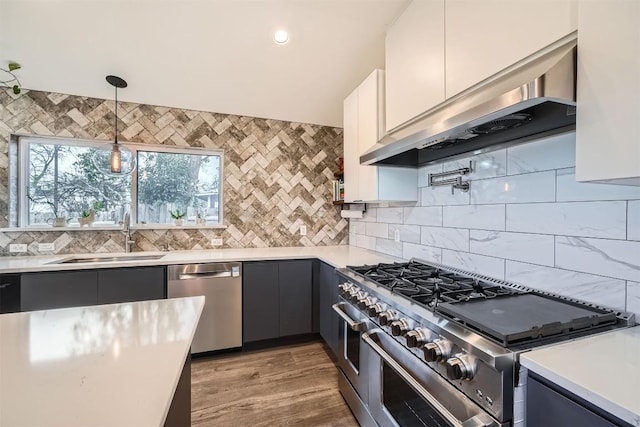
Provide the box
[332,301,371,405]
[363,329,503,427]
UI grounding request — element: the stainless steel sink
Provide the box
[50,254,166,264]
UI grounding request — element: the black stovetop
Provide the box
[346,261,618,347]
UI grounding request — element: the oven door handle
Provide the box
[332,303,365,331]
[362,331,495,427]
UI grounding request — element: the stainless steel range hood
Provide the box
[361,32,577,167]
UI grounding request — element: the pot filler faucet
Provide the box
[122,213,135,253]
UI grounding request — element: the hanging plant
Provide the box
[1,62,22,94]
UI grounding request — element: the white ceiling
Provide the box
[0,0,409,127]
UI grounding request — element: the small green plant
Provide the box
[1,62,22,94]
[81,209,92,218]
[170,209,186,220]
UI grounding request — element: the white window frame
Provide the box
[17,135,224,227]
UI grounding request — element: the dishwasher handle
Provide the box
[168,263,241,281]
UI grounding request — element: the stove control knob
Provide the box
[357,296,376,310]
[351,290,368,303]
[445,355,474,381]
[405,329,428,348]
[423,340,452,362]
[368,303,386,318]
[345,287,360,300]
[390,319,410,337]
[378,310,396,326]
[337,283,353,297]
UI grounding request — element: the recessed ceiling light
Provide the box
[274,29,289,45]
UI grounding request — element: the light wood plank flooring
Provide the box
[191,340,359,427]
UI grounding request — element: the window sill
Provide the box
[0,224,228,232]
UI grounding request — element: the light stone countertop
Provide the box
[0,296,205,427]
[0,245,400,273]
[520,326,640,426]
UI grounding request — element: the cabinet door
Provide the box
[576,1,640,184]
[343,88,360,203]
[97,267,166,305]
[242,262,279,343]
[279,260,312,337]
[0,274,21,313]
[445,0,576,98]
[358,70,384,203]
[21,271,98,311]
[385,0,445,132]
[319,261,340,357]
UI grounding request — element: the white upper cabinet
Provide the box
[385,0,445,133]
[445,0,577,98]
[343,70,417,203]
[575,1,640,185]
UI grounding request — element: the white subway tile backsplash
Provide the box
[403,243,442,263]
[628,201,640,241]
[506,201,627,239]
[355,234,376,251]
[507,132,576,174]
[389,224,421,244]
[377,207,403,224]
[362,207,377,222]
[557,168,640,202]
[470,171,556,205]
[351,221,366,235]
[421,185,470,206]
[376,238,403,258]
[442,149,507,180]
[505,261,626,310]
[470,230,554,266]
[403,206,442,226]
[443,204,506,231]
[441,249,505,280]
[421,226,469,251]
[366,222,389,238]
[627,281,640,317]
[556,237,640,282]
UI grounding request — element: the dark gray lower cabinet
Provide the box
[19,266,167,312]
[21,270,99,311]
[319,261,339,357]
[243,261,280,342]
[527,373,627,427]
[98,267,166,304]
[243,259,313,344]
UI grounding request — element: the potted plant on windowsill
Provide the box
[78,209,95,227]
[170,209,186,226]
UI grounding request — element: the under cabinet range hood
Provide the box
[361,32,577,167]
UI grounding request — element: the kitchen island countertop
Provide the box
[520,326,640,426]
[0,245,400,273]
[0,296,204,427]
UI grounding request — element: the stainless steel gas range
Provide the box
[333,259,635,427]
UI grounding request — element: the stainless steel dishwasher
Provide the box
[167,263,242,354]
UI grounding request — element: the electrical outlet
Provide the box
[38,243,55,252]
[9,244,27,253]
[300,225,307,236]
[394,229,400,242]
[211,238,223,246]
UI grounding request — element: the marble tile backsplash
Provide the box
[349,132,640,318]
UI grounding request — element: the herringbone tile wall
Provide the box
[0,88,347,255]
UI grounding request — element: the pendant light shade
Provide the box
[93,75,136,175]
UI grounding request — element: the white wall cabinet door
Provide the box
[385,0,445,133]
[575,0,640,185]
[343,70,417,203]
[445,0,577,98]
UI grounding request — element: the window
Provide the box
[18,136,223,227]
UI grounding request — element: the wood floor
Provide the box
[191,340,359,427]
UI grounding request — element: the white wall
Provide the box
[349,132,640,318]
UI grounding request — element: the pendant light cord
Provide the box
[114,85,118,145]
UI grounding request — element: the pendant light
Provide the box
[93,75,136,175]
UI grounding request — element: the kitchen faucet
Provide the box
[122,212,135,253]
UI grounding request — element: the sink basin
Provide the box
[50,254,166,264]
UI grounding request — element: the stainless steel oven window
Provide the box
[345,323,361,371]
[382,361,453,427]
